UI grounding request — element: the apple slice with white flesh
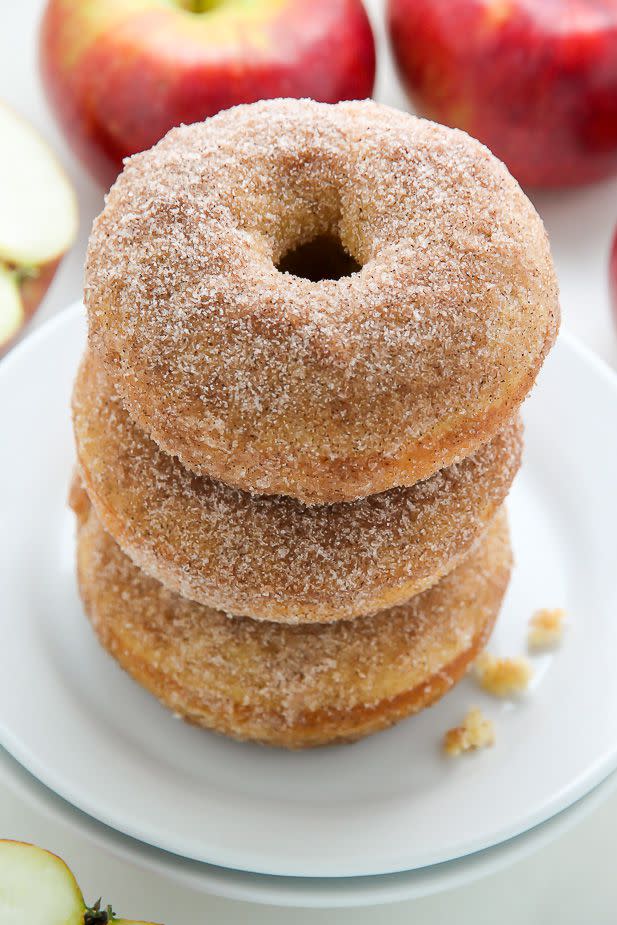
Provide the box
[0,102,77,353]
[0,841,160,925]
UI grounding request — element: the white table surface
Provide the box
[2,1,617,921]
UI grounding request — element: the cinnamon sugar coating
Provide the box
[85,98,558,504]
[73,351,522,623]
[72,485,512,749]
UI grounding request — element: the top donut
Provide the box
[85,98,559,504]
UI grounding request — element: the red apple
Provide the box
[0,103,77,354]
[387,0,617,187]
[40,0,376,189]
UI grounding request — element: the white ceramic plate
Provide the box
[4,744,617,910]
[1,304,617,880]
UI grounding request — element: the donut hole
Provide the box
[277,234,361,283]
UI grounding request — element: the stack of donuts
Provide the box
[71,99,559,749]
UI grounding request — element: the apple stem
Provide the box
[84,899,116,924]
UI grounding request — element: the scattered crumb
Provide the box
[528,608,566,650]
[443,708,495,757]
[475,652,532,697]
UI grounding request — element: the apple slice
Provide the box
[0,841,159,925]
[0,102,77,353]
[0,104,77,267]
[0,265,22,347]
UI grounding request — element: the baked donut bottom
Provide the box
[72,483,512,749]
[73,351,522,624]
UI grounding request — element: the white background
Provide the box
[2,0,617,921]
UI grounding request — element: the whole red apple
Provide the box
[40,0,376,189]
[387,0,617,187]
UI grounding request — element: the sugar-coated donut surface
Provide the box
[86,98,558,503]
[73,351,522,623]
[72,483,511,749]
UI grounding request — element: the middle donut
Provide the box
[73,352,522,624]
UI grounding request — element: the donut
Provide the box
[85,97,558,504]
[72,483,512,749]
[73,351,522,623]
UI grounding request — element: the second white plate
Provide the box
[1,304,617,879]
[3,744,617,909]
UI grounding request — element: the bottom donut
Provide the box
[71,481,512,749]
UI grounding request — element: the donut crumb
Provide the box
[443,708,495,757]
[528,608,566,650]
[475,652,532,697]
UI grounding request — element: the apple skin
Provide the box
[40,0,376,188]
[387,0,617,188]
[18,258,61,327]
[0,258,61,357]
